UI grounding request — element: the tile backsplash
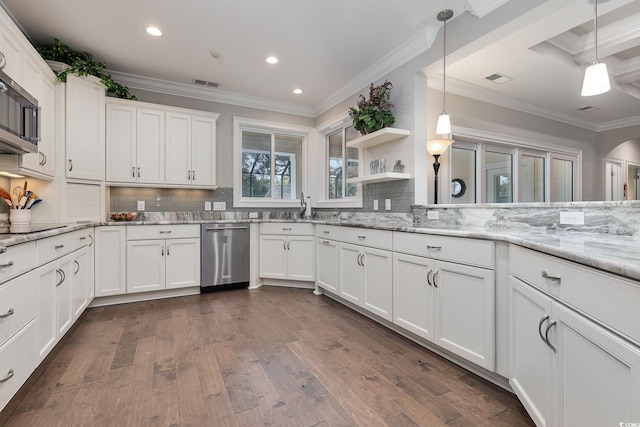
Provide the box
[110,187,230,212]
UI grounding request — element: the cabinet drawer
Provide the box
[0,272,35,346]
[73,228,94,250]
[126,224,200,240]
[0,242,36,283]
[36,233,75,265]
[340,227,392,250]
[315,224,339,240]
[260,222,314,236]
[393,232,494,269]
[510,244,640,345]
[0,321,36,412]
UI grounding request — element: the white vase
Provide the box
[9,209,31,225]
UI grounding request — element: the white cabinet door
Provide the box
[20,57,42,173]
[316,238,339,293]
[362,247,393,321]
[165,238,200,289]
[71,247,89,320]
[127,240,165,293]
[288,236,314,282]
[553,302,640,426]
[165,112,191,185]
[509,277,554,427]
[191,115,216,186]
[338,243,364,306]
[393,252,435,341]
[35,263,57,363]
[94,227,126,297]
[106,102,136,183]
[434,260,495,370]
[65,74,105,181]
[136,108,164,184]
[259,235,287,279]
[56,256,73,338]
[0,24,22,83]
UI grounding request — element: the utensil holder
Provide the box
[9,209,31,225]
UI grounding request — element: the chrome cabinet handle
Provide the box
[283,227,292,231]
[137,167,141,178]
[283,240,287,250]
[544,321,557,353]
[0,246,6,254]
[132,166,136,178]
[55,269,65,287]
[74,260,80,275]
[188,170,191,180]
[432,270,439,288]
[0,369,14,384]
[360,253,365,267]
[55,244,64,250]
[161,247,164,256]
[39,151,46,166]
[426,268,433,287]
[192,170,195,180]
[88,234,94,247]
[538,315,549,345]
[427,245,442,250]
[0,260,14,268]
[323,230,330,234]
[287,241,291,250]
[68,159,73,171]
[0,51,6,70]
[356,253,362,267]
[0,308,14,319]
[79,236,87,241]
[205,226,248,231]
[541,271,561,284]
[159,231,172,234]
[357,235,366,240]
[166,246,170,256]
[322,240,330,244]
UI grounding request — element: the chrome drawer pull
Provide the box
[79,236,87,240]
[538,315,549,345]
[55,244,64,250]
[0,260,14,268]
[323,230,330,234]
[432,270,439,288]
[283,227,292,231]
[426,268,433,287]
[159,231,172,234]
[541,271,561,284]
[0,369,14,383]
[357,235,366,239]
[0,308,14,319]
[427,245,442,250]
[322,240,330,244]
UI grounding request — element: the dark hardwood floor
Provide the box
[1,286,534,426]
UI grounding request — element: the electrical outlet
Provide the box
[213,202,226,211]
[137,200,145,211]
[373,200,378,211]
[385,199,391,210]
[559,211,584,225]
[204,201,212,211]
[249,212,258,219]
[427,210,439,220]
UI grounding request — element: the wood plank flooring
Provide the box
[1,286,534,426]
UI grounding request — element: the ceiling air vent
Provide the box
[485,73,513,84]
[578,106,600,112]
[193,79,219,88]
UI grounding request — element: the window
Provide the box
[327,125,359,200]
[447,128,581,204]
[234,117,312,208]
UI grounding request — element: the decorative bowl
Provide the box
[110,212,137,222]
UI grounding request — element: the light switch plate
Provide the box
[385,199,391,210]
[137,200,145,211]
[427,210,439,220]
[213,202,226,211]
[373,200,378,211]
[204,201,212,211]
[560,211,584,225]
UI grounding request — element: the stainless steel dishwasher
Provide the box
[200,223,250,292]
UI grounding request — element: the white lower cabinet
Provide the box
[95,226,127,297]
[0,320,36,412]
[393,252,495,370]
[126,225,200,293]
[510,276,640,426]
[316,237,339,293]
[339,242,393,321]
[259,223,315,282]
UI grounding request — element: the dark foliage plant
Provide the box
[348,80,395,135]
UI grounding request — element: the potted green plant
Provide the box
[348,80,395,135]
[36,38,136,100]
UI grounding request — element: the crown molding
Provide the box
[429,76,640,132]
[464,0,511,18]
[108,70,317,118]
[314,26,440,116]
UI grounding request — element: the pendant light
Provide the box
[428,9,454,204]
[581,0,610,96]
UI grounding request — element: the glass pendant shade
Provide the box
[435,112,452,135]
[427,138,454,156]
[581,62,610,96]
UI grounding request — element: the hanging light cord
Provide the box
[593,0,599,64]
[442,16,447,113]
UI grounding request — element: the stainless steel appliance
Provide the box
[200,223,250,291]
[0,67,40,154]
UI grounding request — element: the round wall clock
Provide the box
[451,178,466,198]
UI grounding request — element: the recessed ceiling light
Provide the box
[293,88,303,94]
[265,56,278,64]
[146,26,162,37]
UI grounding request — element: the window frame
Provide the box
[233,117,312,208]
[315,113,363,208]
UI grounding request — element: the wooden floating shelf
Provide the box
[347,172,411,185]
[346,127,410,150]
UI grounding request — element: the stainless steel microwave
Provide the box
[0,67,40,154]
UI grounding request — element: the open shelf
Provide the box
[346,127,410,150]
[347,172,411,185]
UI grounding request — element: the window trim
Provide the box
[233,116,313,208]
[315,113,363,208]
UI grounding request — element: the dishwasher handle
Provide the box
[205,226,249,231]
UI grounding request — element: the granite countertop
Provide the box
[1,219,639,282]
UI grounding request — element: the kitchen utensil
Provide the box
[29,199,42,209]
[0,188,12,207]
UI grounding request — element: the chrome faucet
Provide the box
[300,192,307,216]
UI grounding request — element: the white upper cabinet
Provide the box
[107,99,217,188]
[0,21,23,84]
[65,74,105,181]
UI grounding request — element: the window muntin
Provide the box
[520,153,545,202]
